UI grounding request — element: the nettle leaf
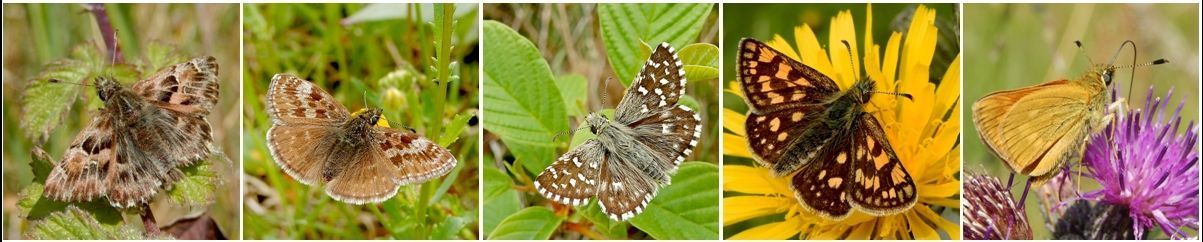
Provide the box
[482,166,521,235]
[17,182,122,223]
[487,206,563,240]
[578,200,629,239]
[555,75,588,118]
[23,206,170,240]
[166,160,219,208]
[599,3,712,86]
[629,161,719,239]
[21,58,87,144]
[141,42,187,73]
[482,21,568,174]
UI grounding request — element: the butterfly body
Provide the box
[266,74,456,204]
[973,64,1115,183]
[533,43,701,221]
[44,56,220,208]
[738,38,916,220]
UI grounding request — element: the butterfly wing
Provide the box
[745,105,828,175]
[44,112,115,204]
[374,127,457,185]
[535,140,605,206]
[266,74,351,184]
[266,124,337,185]
[627,105,702,174]
[596,154,661,221]
[132,56,221,116]
[737,38,840,113]
[973,80,1101,180]
[789,128,854,220]
[266,74,350,125]
[613,42,687,125]
[322,141,403,204]
[846,113,917,215]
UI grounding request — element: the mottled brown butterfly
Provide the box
[533,43,702,221]
[43,56,221,208]
[737,38,917,220]
[266,74,456,204]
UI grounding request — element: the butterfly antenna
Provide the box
[840,40,857,78]
[46,78,92,86]
[551,126,589,143]
[1074,40,1096,67]
[600,76,614,106]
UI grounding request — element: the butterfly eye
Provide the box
[1101,70,1114,85]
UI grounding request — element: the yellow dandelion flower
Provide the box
[722,4,961,240]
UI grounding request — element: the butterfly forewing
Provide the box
[267,74,350,125]
[847,114,917,214]
[535,140,605,206]
[132,56,220,115]
[614,43,687,124]
[973,79,1100,180]
[738,38,840,113]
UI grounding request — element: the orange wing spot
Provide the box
[836,152,847,164]
[790,93,806,101]
[791,112,804,121]
[758,49,777,62]
[818,170,827,179]
[774,62,792,80]
[769,118,781,132]
[866,136,877,150]
[827,177,844,188]
[874,153,890,170]
[776,132,789,141]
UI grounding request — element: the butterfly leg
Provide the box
[1016,177,1034,210]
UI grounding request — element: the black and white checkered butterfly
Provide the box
[533,43,702,221]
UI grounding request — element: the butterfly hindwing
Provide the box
[846,113,917,214]
[789,128,854,220]
[744,104,827,174]
[535,140,605,206]
[614,42,687,124]
[266,124,336,185]
[44,112,116,203]
[375,127,457,185]
[596,154,661,221]
[737,38,840,113]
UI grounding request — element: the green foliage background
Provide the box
[240,3,480,239]
[964,3,1199,239]
[482,3,720,240]
[2,3,241,239]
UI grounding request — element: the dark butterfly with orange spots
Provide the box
[737,38,917,220]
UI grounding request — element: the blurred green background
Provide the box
[241,3,479,239]
[3,3,240,239]
[964,3,1199,239]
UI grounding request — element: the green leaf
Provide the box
[555,75,589,117]
[141,42,186,73]
[578,200,629,239]
[679,43,720,82]
[487,207,563,240]
[166,160,219,208]
[482,166,520,235]
[482,21,568,174]
[629,162,719,239]
[598,3,713,86]
[437,112,473,147]
[21,59,86,144]
[23,206,169,240]
[17,182,122,224]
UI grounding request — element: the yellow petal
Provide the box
[846,220,876,239]
[723,196,794,226]
[722,165,790,195]
[918,179,960,198]
[793,24,833,80]
[933,54,961,121]
[722,133,753,158]
[917,204,962,240]
[827,10,859,88]
[726,80,746,100]
[769,34,801,62]
[906,209,939,239]
[882,32,902,85]
[722,109,746,136]
[810,225,851,240]
[922,196,960,209]
[729,218,802,240]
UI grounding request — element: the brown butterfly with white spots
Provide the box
[533,43,702,221]
[265,74,456,204]
[738,38,917,220]
[43,56,221,208]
